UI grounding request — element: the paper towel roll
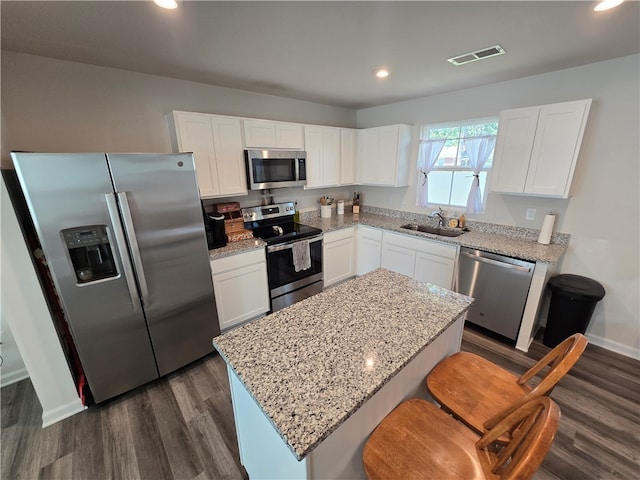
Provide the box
[537,214,556,245]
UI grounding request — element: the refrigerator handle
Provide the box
[116,192,151,308]
[105,193,142,312]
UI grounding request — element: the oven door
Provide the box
[266,235,323,310]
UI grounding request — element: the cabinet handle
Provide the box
[460,251,532,272]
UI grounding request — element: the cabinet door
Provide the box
[322,127,340,187]
[358,128,380,185]
[324,236,355,287]
[340,128,357,185]
[210,116,247,197]
[304,126,340,188]
[490,107,539,194]
[525,100,591,197]
[304,126,324,188]
[276,123,304,149]
[414,252,455,289]
[377,126,400,186]
[243,119,277,148]
[358,125,411,187]
[212,261,270,331]
[381,243,415,277]
[174,112,219,197]
[356,226,382,275]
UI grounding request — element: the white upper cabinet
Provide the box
[490,99,591,198]
[358,124,412,186]
[173,111,247,198]
[340,128,357,185]
[243,119,304,149]
[304,125,340,188]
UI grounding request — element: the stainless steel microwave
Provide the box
[245,149,307,190]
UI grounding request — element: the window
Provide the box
[417,119,498,214]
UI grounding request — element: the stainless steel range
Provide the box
[242,202,323,312]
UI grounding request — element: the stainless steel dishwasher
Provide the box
[457,247,535,342]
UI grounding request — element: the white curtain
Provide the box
[463,136,496,214]
[416,139,446,207]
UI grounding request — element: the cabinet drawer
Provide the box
[383,231,457,260]
[324,226,355,244]
[358,225,383,242]
[210,248,266,275]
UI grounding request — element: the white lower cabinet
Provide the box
[356,225,383,275]
[210,248,270,331]
[381,231,457,289]
[323,227,356,287]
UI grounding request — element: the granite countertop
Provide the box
[303,211,567,264]
[212,268,473,460]
[208,237,266,260]
[208,209,568,264]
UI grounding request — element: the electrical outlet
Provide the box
[526,208,536,221]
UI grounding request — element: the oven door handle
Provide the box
[267,235,323,253]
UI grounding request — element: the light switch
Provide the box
[526,208,536,221]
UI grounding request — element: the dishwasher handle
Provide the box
[460,251,533,273]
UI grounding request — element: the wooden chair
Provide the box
[363,396,560,480]
[426,333,587,434]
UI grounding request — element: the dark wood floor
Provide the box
[2,327,639,479]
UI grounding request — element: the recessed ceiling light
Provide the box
[375,69,390,79]
[153,0,178,9]
[594,0,624,11]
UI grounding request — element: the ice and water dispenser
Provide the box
[62,225,117,283]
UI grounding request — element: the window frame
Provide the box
[418,117,498,212]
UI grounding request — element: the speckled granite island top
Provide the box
[212,268,473,460]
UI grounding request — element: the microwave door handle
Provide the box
[105,193,142,312]
[116,192,151,308]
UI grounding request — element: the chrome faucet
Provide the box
[431,207,447,227]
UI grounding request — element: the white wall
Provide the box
[0,314,28,387]
[1,178,85,426]
[356,55,640,358]
[0,51,356,167]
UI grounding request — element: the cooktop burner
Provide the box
[241,202,322,245]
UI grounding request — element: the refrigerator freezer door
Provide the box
[107,153,219,375]
[11,153,160,403]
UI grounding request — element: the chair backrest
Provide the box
[519,333,588,397]
[476,397,560,480]
[483,333,586,430]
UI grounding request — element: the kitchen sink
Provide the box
[400,224,464,237]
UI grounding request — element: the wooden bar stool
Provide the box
[426,333,587,434]
[363,396,560,480]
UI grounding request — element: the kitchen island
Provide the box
[213,268,473,479]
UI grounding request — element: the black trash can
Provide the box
[543,274,605,348]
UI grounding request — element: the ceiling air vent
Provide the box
[447,45,506,66]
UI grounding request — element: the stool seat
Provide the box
[426,333,587,433]
[363,397,560,480]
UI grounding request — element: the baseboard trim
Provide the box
[587,333,640,361]
[0,368,30,388]
[41,399,86,428]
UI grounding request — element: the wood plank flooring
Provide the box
[2,327,639,479]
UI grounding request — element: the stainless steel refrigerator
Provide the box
[10,152,220,403]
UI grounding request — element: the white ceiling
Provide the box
[2,1,639,109]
